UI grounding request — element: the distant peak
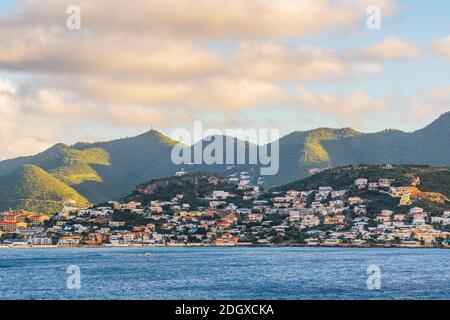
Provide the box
[289,127,362,136]
[141,128,165,136]
[437,111,450,120]
[419,110,450,133]
[136,129,180,146]
[429,111,450,124]
[35,142,68,156]
[305,127,363,140]
[52,143,69,149]
[147,128,161,134]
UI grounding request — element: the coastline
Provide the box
[1,243,449,249]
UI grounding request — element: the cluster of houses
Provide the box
[1,172,450,248]
[0,213,51,247]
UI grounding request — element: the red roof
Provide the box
[0,221,17,225]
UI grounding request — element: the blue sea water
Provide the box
[0,247,448,300]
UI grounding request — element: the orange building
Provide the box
[3,214,17,222]
[0,221,17,233]
[15,214,29,223]
[324,215,346,225]
[29,215,50,225]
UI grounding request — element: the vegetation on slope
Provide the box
[302,128,362,164]
[72,130,181,203]
[263,128,362,187]
[419,170,450,199]
[50,147,110,185]
[0,130,180,205]
[126,172,240,207]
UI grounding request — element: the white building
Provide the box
[29,237,53,246]
[354,178,368,189]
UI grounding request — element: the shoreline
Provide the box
[1,243,449,250]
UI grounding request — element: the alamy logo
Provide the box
[66,5,81,30]
[366,264,382,290]
[67,265,81,289]
[366,5,382,30]
[170,121,280,176]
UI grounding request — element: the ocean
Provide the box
[0,247,448,300]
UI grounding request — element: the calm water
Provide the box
[0,247,449,300]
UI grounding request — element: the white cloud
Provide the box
[0,80,199,160]
[4,0,444,159]
[188,77,289,110]
[236,43,345,81]
[1,0,399,39]
[235,42,384,82]
[0,79,17,94]
[347,36,420,61]
[294,85,390,129]
[0,30,225,80]
[431,35,450,59]
[407,86,450,124]
[27,88,197,127]
[0,80,57,159]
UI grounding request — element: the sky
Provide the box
[0,0,449,160]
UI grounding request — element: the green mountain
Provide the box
[323,112,450,168]
[0,112,449,212]
[0,130,181,207]
[0,165,89,213]
[263,112,450,187]
[178,129,362,187]
[68,130,180,203]
[263,127,362,186]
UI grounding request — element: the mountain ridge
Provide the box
[0,111,449,212]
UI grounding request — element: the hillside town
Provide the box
[1,170,450,249]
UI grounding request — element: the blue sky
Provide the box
[0,0,14,12]
[0,0,449,159]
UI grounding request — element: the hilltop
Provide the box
[125,172,242,207]
[277,164,450,214]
